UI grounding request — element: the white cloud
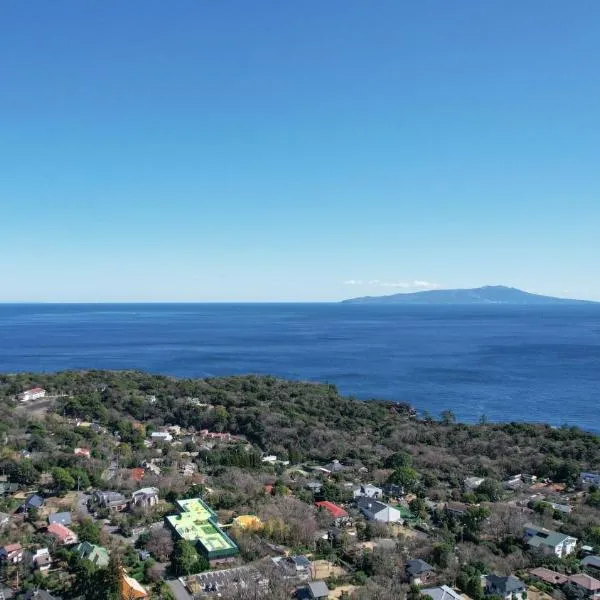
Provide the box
[343,279,440,289]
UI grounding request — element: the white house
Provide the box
[524,523,578,557]
[357,498,403,523]
[464,477,486,492]
[130,487,159,509]
[18,388,46,402]
[150,431,173,443]
[261,455,278,464]
[32,548,52,572]
[353,484,383,499]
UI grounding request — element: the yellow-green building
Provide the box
[166,498,239,561]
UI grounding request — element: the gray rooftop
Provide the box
[422,586,463,600]
[308,580,329,597]
[487,574,525,594]
[407,559,434,575]
[582,556,600,569]
[49,512,72,525]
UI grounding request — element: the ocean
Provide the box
[1,303,599,431]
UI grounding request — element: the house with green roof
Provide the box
[165,497,238,561]
[74,541,110,567]
[524,523,577,558]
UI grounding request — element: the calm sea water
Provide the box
[1,303,599,431]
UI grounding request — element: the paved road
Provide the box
[166,579,192,600]
[75,492,92,518]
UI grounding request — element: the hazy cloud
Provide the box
[344,279,440,289]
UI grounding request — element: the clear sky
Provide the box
[1,1,599,302]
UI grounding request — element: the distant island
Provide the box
[342,285,597,305]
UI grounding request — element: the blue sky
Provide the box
[1,1,599,301]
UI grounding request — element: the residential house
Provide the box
[49,511,72,526]
[18,387,46,402]
[315,501,349,525]
[306,580,329,599]
[261,455,278,464]
[422,586,464,600]
[47,523,78,545]
[485,575,526,600]
[0,543,24,563]
[271,555,312,580]
[130,487,159,509]
[568,574,600,599]
[582,556,600,572]
[180,462,196,478]
[306,482,323,495]
[549,502,572,515]
[503,475,525,490]
[529,568,569,586]
[321,460,344,475]
[382,483,404,499]
[445,502,469,518]
[121,568,149,599]
[24,494,45,511]
[464,477,486,492]
[32,548,52,572]
[580,473,600,488]
[406,559,435,585]
[353,484,383,499]
[356,497,403,523]
[143,462,161,476]
[92,490,128,511]
[130,467,145,483]
[0,481,19,496]
[23,590,60,600]
[524,523,578,557]
[150,431,173,443]
[74,447,91,459]
[75,541,110,567]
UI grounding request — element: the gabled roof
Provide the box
[1,543,22,553]
[26,495,44,508]
[49,511,72,525]
[47,523,76,542]
[422,586,463,600]
[582,556,600,569]
[569,574,600,591]
[525,523,577,547]
[529,567,569,585]
[407,559,434,575]
[121,569,148,599]
[487,574,525,593]
[315,501,348,519]
[308,580,329,597]
[23,590,59,600]
[291,555,311,568]
[356,497,389,514]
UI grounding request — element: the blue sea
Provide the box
[1,303,599,432]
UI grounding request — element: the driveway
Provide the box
[75,492,92,518]
[166,579,193,600]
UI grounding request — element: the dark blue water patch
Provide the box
[1,303,600,432]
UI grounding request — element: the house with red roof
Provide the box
[130,468,145,482]
[315,501,350,524]
[74,448,91,459]
[0,543,24,563]
[47,522,79,545]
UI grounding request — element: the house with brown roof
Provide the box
[0,543,24,563]
[568,574,600,599]
[47,522,79,545]
[529,568,568,586]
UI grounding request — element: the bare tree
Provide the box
[146,527,174,562]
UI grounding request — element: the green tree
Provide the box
[462,506,491,537]
[384,451,412,469]
[388,466,419,492]
[170,540,199,576]
[409,497,428,519]
[476,478,502,502]
[77,518,102,544]
[51,467,75,492]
